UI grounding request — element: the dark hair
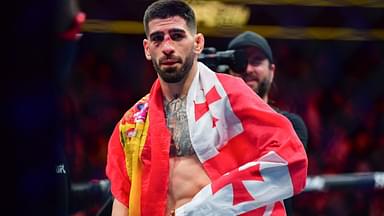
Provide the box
[143,0,196,36]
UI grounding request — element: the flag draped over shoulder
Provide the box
[106,62,308,216]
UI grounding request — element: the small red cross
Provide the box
[194,86,221,127]
[211,163,264,205]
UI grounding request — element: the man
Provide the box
[227,31,309,215]
[227,31,308,151]
[106,1,307,215]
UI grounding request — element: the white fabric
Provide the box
[186,62,243,162]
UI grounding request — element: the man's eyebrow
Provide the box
[149,31,163,38]
[148,28,187,40]
[169,28,186,34]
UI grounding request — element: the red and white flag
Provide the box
[175,62,308,215]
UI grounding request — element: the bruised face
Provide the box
[143,16,204,83]
[230,46,275,99]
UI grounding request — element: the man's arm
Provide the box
[112,198,129,216]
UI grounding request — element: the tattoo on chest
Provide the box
[164,96,195,157]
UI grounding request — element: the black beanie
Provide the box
[228,31,273,63]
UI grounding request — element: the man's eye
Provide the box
[150,34,164,42]
[170,32,184,41]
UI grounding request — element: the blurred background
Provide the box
[10,0,384,215]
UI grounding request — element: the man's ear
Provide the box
[270,63,276,82]
[143,39,151,60]
[194,33,205,54]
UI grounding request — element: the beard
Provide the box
[255,78,271,99]
[152,50,195,83]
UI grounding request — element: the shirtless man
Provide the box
[108,1,209,214]
[106,1,307,215]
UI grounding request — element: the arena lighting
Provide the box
[189,1,250,27]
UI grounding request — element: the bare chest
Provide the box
[166,156,211,215]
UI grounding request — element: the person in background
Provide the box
[106,1,307,215]
[227,31,309,215]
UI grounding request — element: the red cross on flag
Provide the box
[175,63,307,215]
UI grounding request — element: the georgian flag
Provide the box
[175,63,307,215]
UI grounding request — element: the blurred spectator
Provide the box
[226,31,308,216]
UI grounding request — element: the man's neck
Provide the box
[160,62,198,102]
[161,82,187,102]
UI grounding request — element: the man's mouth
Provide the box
[244,76,259,84]
[245,80,258,86]
[160,57,181,66]
[161,60,178,66]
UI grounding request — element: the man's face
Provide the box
[143,16,201,83]
[230,46,275,99]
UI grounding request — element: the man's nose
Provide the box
[245,63,254,74]
[162,35,174,55]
